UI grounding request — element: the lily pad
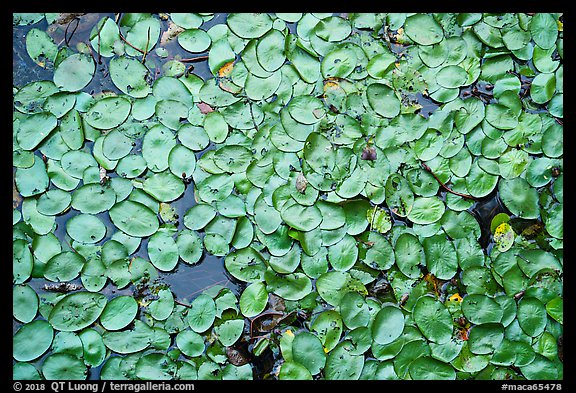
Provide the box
[109,200,159,237]
[66,214,107,244]
[100,296,138,331]
[41,353,87,380]
[109,56,152,98]
[227,13,272,39]
[53,53,95,92]
[413,295,453,344]
[13,320,53,362]
[85,96,131,130]
[49,292,107,332]
[292,332,326,375]
[498,177,540,219]
[187,294,216,333]
[404,14,444,45]
[372,305,405,345]
[408,197,445,225]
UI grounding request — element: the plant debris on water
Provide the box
[13,12,563,381]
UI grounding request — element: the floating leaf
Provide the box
[187,294,216,333]
[109,56,152,98]
[498,177,540,219]
[408,197,445,225]
[41,353,87,380]
[372,305,405,345]
[517,297,547,337]
[413,295,453,344]
[404,14,444,45]
[53,53,95,92]
[85,96,131,130]
[100,296,138,331]
[49,292,107,332]
[227,13,272,39]
[292,332,326,375]
[409,356,456,380]
[13,320,53,362]
[66,214,107,244]
[109,200,159,237]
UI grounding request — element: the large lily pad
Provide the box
[49,292,108,332]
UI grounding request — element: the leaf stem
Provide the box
[420,162,476,200]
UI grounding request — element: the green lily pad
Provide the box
[292,332,326,375]
[404,14,444,45]
[372,305,405,345]
[109,200,159,237]
[79,329,107,368]
[53,53,95,92]
[143,172,185,202]
[225,247,267,283]
[324,341,365,380]
[178,28,212,53]
[41,353,87,380]
[409,356,456,380]
[468,323,504,354]
[109,56,152,98]
[498,177,540,219]
[44,251,85,282]
[546,296,563,325]
[197,174,234,203]
[394,233,424,278]
[339,291,370,329]
[227,13,272,39]
[187,294,216,333]
[13,320,54,362]
[311,310,343,352]
[148,288,175,321]
[328,234,358,271]
[530,13,558,50]
[89,16,119,58]
[279,361,313,380]
[408,197,445,225]
[517,297,547,337]
[462,294,503,325]
[214,318,244,346]
[15,155,50,197]
[148,232,179,272]
[281,203,323,232]
[71,183,116,214]
[366,83,400,118]
[316,271,367,307]
[85,96,131,130]
[66,214,107,244]
[520,354,559,380]
[265,269,312,301]
[436,65,468,88]
[239,282,268,318]
[288,95,325,124]
[413,295,453,344]
[13,285,39,323]
[530,72,556,104]
[16,112,58,151]
[256,29,286,72]
[26,28,58,68]
[100,296,138,331]
[176,330,205,358]
[49,292,107,332]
